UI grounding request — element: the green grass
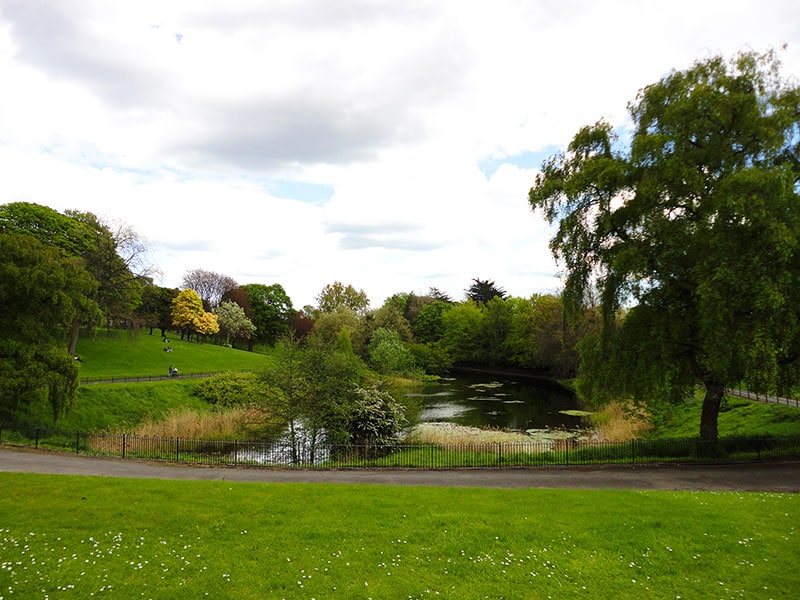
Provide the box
[0,473,797,599]
[75,329,272,380]
[68,381,209,431]
[649,392,800,439]
[16,380,208,431]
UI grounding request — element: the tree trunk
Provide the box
[67,318,81,356]
[699,380,724,442]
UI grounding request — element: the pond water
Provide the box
[407,373,586,432]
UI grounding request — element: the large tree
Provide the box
[171,289,205,340]
[239,283,295,346]
[0,203,147,352]
[67,210,143,331]
[0,231,99,422]
[136,284,179,336]
[465,278,506,304]
[215,299,256,346]
[0,202,94,254]
[261,334,365,463]
[182,269,238,310]
[315,281,370,315]
[528,49,800,441]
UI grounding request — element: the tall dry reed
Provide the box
[589,401,652,441]
[128,408,257,439]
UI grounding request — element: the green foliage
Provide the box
[136,284,178,335]
[307,307,367,354]
[366,327,416,375]
[480,296,513,366]
[238,283,294,345]
[348,383,406,449]
[261,335,369,451]
[68,210,143,325]
[369,294,414,341]
[0,232,99,422]
[0,201,95,255]
[0,203,141,355]
[408,341,452,375]
[441,300,484,362]
[303,345,366,445]
[192,371,267,408]
[529,48,800,440]
[464,277,506,304]
[215,300,256,346]
[411,300,449,343]
[314,280,370,315]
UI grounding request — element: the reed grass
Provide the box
[123,407,264,439]
[590,401,652,441]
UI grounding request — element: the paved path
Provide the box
[2,447,799,492]
[726,388,800,407]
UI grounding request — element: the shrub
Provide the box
[192,371,270,408]
[348,383,406,451]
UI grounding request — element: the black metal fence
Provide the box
[80,372,217,384]
[2,423,799,469]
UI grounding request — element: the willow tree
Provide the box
[0,231,99,422]
[529,49,800,441]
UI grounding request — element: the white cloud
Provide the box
[0,0,797,307]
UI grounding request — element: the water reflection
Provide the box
[407,374,584,431]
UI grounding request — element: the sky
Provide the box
[0,1,798,309]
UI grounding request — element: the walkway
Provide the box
[1,447,798,493]
[726,388,799,408]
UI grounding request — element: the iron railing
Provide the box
[2,424,799,469]
[80,372,217,384]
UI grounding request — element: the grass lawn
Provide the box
[649,392,800,439]
[75,329,272,380]
[0,473,797,599]
[65,380,209,432]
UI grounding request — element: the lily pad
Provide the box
[558,409,594,417]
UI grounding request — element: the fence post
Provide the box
[75,431,80,454]
[176,437,180,462]
[122,434,126,459]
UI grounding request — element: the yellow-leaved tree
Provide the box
[194,311,220,341]
[171,289,204,341]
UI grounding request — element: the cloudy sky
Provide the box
[1,1,797,308]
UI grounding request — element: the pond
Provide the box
[407,372,586,432]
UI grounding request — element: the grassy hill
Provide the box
[75,328,271,380]
[17,329,275,430]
